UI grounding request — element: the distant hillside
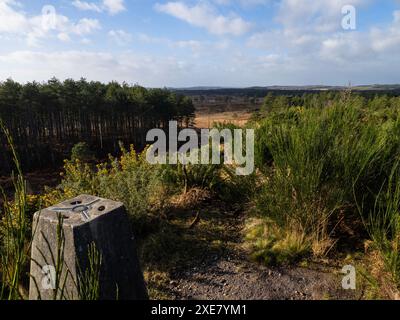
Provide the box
[173,84,400,98]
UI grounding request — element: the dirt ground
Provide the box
[142,191,361,301]
[193,103,257,128]
[194,111,253,128]
[167,254,357,300]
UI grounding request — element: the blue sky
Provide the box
[0,0,400,87]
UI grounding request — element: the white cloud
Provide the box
[0,0,29,33]
[393,10,400,24]
[72,0,125,15]
[175,40,202,50]
[1,42,400,87]
[319,11,400,63]
[319,32,372,63]
[247,1,393,63]
[137,32,232,57]
[0,50,193,87]
[80,38,92,45]
[108,29,132,45]
[214,0,269,7]
[73,18,101,35]
[2,0,400,86]
[0,1,101,46]
[276,0,366,35]
[155,1,251,36]
[103,0,125,15]
[244,4,400,85]
[72,0,102,12]
[57,32,71,42]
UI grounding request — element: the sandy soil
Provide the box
[194,111,253,128]
[193,103,258,128]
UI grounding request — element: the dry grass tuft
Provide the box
[365,249,400,300]
[170,188,212,211]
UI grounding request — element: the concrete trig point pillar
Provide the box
[29,194,148,300]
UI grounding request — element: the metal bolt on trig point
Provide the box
[49,199,100,221]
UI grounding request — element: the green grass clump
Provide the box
[362,161,400,289]
[0,120,32,300]
[250,94,400,266]
[244,218,310,265]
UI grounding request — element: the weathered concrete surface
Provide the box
[29,194,148,300]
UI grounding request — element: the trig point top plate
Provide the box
[36,194,124,226]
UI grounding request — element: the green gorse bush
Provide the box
[250,93,400,265]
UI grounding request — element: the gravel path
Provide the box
[166,251,356,300]
[146,193,359,300]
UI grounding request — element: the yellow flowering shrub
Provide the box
[56,145,168,234]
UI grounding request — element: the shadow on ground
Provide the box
[139,193,360,300]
